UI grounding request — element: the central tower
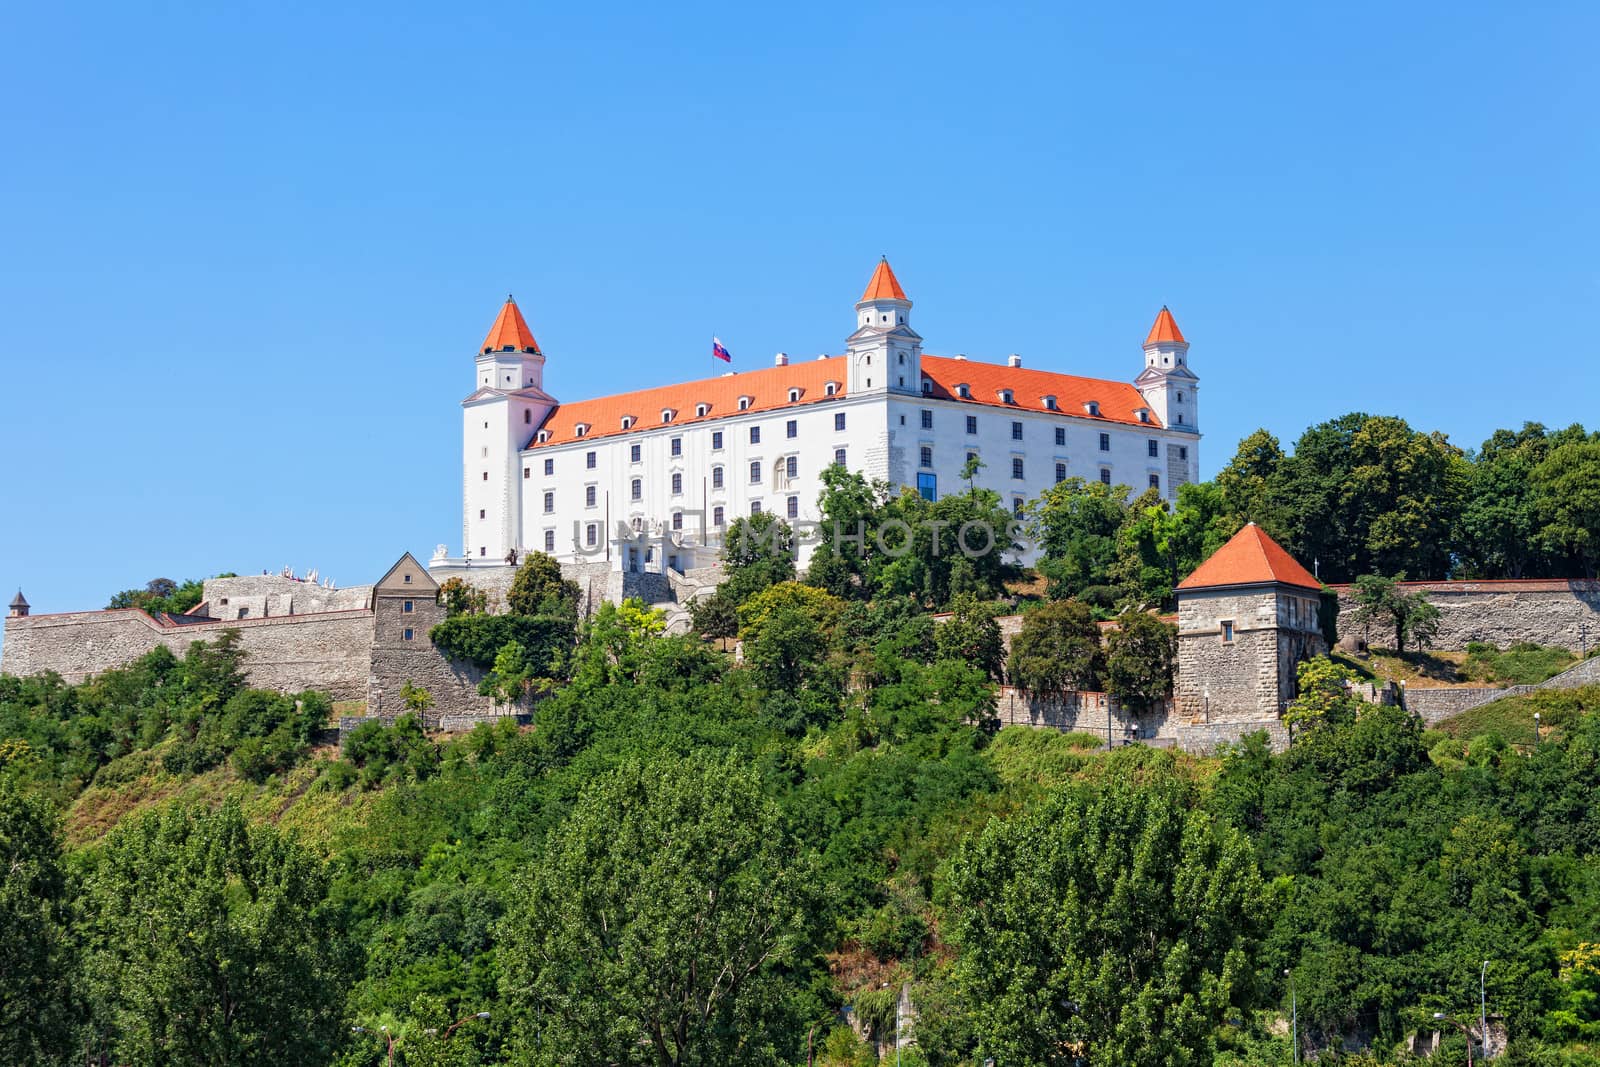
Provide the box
[846,257,922,395]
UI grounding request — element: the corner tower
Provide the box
[462,297,558,562]
[1135,307,1199,434]
[846,258,922,395]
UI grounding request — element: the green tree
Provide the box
[1028,477,1130,606]
[933,594,1005,682]
[506,551,581,618]
[76,801,349,1066]
[1006,599,1104,695]
[944,762,1265,1066]
[1348,573,1442,653]
[479,640,535,709]
[1104,610,1178,710]
[438,576,490,616]
[1281,656,1367,734]
[499,752,811,1066]
[1533,440,1600,578]
[1216,428,1291,540]
[106,576,207,616]
[0,783,73,1065]
[721,512,798,603]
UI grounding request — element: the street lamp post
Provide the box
[350,1025,395,1067]
[1203,686,1210,723]
[1480,961,1490,1059]
[440,1011,491,1041]
[1534,712,1542,751]
[1286,969,1299,1065]
[1432,1012,1476,1066]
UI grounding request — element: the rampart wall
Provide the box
[1334,579,1600,652]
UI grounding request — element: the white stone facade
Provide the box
[442,264,1203,580]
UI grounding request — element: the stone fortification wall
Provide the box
[200,575,372,621]
[1,608,373,699]
[995,686,1169,741]
[1334,579,1600,652]
[1173,720,1289,753]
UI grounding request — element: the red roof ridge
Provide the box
[1144,306,1186,346]
[860,257,908,302]
[481,296,541,355]
[1177,522,1321,591]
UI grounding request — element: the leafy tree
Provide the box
[499,752,812,1066]
[1028,477,1130,604]
[106,576,206,616]
[1216,428,1292,540]
[506,551,581,619]
[430,613,574,674]
[1006,599,1104,695]
[1348,573,1442,653]
[479,640,535,709]
[933,594,1005,682]
[438,576,490,616]
[1104,610,1177,710]
[1281,656,1367,734]
[400,680,435,715]
[944,760,1265,1066]
[76,801,350,1066]
[1533,440,1600,578]
[0,783,73,1065]
[721,511,797,603]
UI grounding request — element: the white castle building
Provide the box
[440,259,1201,578]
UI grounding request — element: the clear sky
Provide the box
[1,1,1596,620]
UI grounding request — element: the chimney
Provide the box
[1007,353,1022,368]
[774,352,789,366]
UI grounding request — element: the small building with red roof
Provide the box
[1174,523,1328,744]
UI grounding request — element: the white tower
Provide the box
[846,258,922,395]
[1135,306,1199,434]
[462,296,557,561]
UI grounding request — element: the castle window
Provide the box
[1000,389,1014,404]
[834,412,846,431]
[788,388,801,402]
[661,409,674,423]
[739,396,752,411]
[1178,445,1189,461]
[920,446,933,467]
[1149,473,1161,489]
[237,607,249,619]
[544,530,555,552]
[1085,401,1100,416]
[834,447,846,466]
[403,575,410,584]
[585,486,597,507]
[921,409,932,429]
[479,546,486,556]
[479,509,486,519]
[1055,427,1066,447]
[921,379,932,395]
[711,431,723,450]
[1220,620,1235,644]
[787,419,798,439]
[671,472,683,495]
[543,491,554,513]
[750,500,762,515]
[825,382,838,396]
[696,403,710,417]
[1055,461,1067,483]
[787,495,799,519]
[403,600,414,613]
[1043,395,1057,411]
[575,424,588,437]
[586,451,596,469]
[1148,439,1159,458]
[957,383,970,399]
[631,443,641,463]
[537,431,549,444]
[1013,497,1025,518]
[966,415,978,435]
[786,455,798,478]
[750,426,761,444]
[897,352,904,364]
[672,511,683,531]
[1011,420,1023,441]
[917,472,936,501]
[543,458,554,476]
[749,461,761,484]
[713,505,725,526]
[523,467,531,480]
[712,466,724,489]
[1176,392,1184,402]
[586,523,598,547]
[482,472,488,481]
[1100,469,1112,485]
[670,437,682,457]
[524,410,531,424]
[1099,433,1110,452]
[631,478,642,501]
[403,628,414,641]
[1011,457,1024,479]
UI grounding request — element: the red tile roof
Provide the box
[1144,306,1186,346]
[482,296,541,354]
[860,258,908,302]
[1178,523,1321,591]
[919,356,1162,428]
[525,354,1168,449]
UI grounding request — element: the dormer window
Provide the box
[787,388,801,403]
[1043,395,1058,410]
[824,382,838,397]
[1084,401,1100,417]
[1137,408,1151,423]
[956,383,970,399]
[661,409,675,424]
[620,415,635,430]
[738,395,753,411]
[921,378,932,395]
[574,423,590,438]
[998,388,1013,404]
[695,403,710,417]
[536,430,550,444]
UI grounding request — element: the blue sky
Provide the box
[1,1,1596,618]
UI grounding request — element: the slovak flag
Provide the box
[712,337,732,363]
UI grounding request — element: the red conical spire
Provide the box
[1144,306,1186,346]
[481,295,541,354]
[1178,523,1320,591]
[860,257,908,302]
